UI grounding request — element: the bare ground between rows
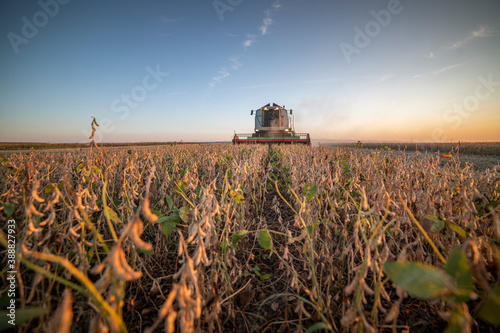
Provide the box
[226,146,311,332]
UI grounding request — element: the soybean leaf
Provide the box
[178,207,191,222]
[175,180,186,196]
[233,192,245,203]
[444,246,473,302]
[165,194,174,211]
[194,186,204,199]
[0,307,49,330]
[304,184,318,202]
[45,185,55,194]
[16,307,50,324]
[339,161,351,174]
[161,221,177,238]
[104,206,120,223]
[306,225,314,236]
[157,210,182,225]
[305,322,333,333]
[156,216,170,225]
[230,190,245,204]
[136,248,153,256]
[231,230,249,248]
[445,305,469,333]
[427,215,445,233]
[162,211,177,223]
[384,261,452,299]
[76,163,84,173]
[478,284,500,326]
[0,296,9,308]
[258,230,273,254]
[444,220,467,238]
[152,210,164,218]
[3,203,15,218]
[260,273,272,281]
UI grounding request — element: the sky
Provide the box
[0,0,499,143]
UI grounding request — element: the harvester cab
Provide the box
[233,103,311,145]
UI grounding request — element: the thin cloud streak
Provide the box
[231,77,345,90]
[211,0,280,89]
[158,32,173,37]
[160,16,181,24]
[230,75,405,90]
[244,0,281,48]
[260,0,281,35]
[229,57,241,70]
[260,17,273,35]
[432,62,467,75]
[208,58,241,88]
[371,75,395,84]
[449,25,498,49]
[413,62,467,78]
[242,35,256,49]
[208,68,230,88]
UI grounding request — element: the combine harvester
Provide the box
[233,103,311,145]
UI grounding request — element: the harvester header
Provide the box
[233,103,311,145]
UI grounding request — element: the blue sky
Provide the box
[1,0,499,143]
